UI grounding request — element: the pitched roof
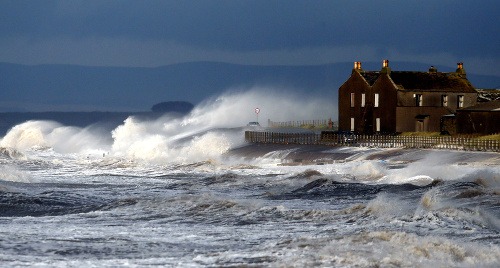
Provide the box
[389,72,476,93]
[459,100,500,111]
[359,71,476,93]
[360,72,380,85]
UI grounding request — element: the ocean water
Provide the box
[1,92,499,267]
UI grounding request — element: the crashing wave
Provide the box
[0,147,25,159]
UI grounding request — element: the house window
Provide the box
[376,118,381,132]
[374,93,379,107]
[415,94,423,106]
[441,95,448,107]
[458,95,464,108]
[361,93,365,107]
[350,93,355,107]
[350,118,355,131]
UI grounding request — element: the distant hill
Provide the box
[1,61,498,112]
[151,101,194,114]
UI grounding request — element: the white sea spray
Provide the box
[0,89,499,267]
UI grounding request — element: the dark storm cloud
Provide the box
[0,0,498,70]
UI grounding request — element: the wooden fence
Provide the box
[267,119,332,128]
[244,131,500,152]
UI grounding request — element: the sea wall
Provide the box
[244,131,500,152]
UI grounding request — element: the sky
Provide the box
[0,0,499,76]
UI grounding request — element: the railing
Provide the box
[267,119,333,128]
[245,131,321,145]
[244,131,500,152]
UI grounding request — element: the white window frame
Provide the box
[416,94,423,107]
[376,118,381,132]
[350,118,355,131]
[361,93,365,107]
[374,93,379,107]
[458,95,464,108]
[442,95,448,107]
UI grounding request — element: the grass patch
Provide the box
[299,124,331,130]
[398,132,500,140]
[399,132,441,137]
[475,134,500,140]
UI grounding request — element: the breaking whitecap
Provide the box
[0,90,499,267]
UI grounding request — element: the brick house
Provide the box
[338,60,477,134]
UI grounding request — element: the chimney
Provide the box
[381,59,391,74]
[456,62,466,77]
[353,61,362,71]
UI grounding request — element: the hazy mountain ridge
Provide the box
[1,61,498,112]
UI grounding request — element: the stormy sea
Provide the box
[1,91,499,267]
